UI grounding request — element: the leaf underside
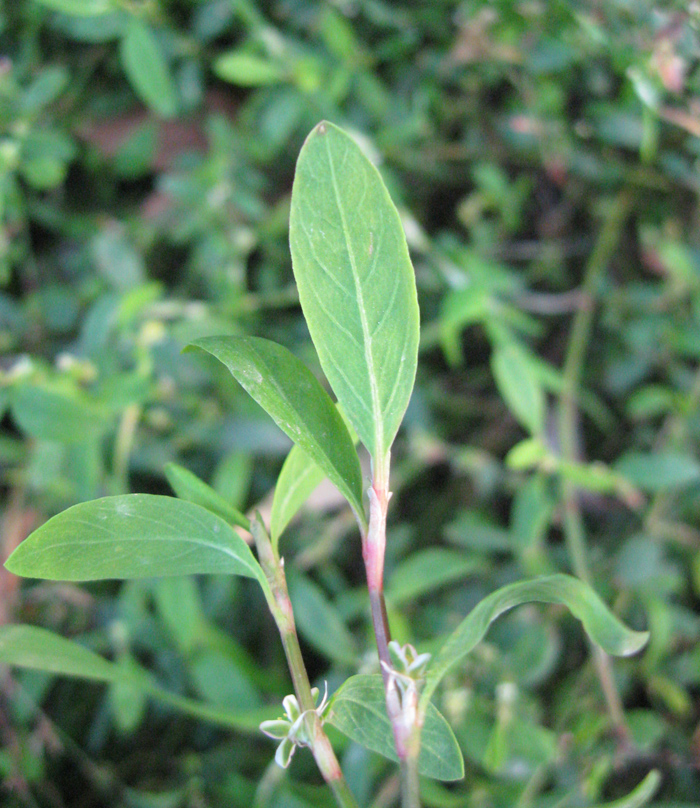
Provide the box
[422,573,649,707]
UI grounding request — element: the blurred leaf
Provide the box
[421,575,649,706]
[6,495,265,586]
[153,576,204,654]
[386,548,484,605]
[287,571,356,665]
[614,452,700,492]
[214,51,284,86]
[0,625,275,732]
[290,121,419,463]
[33,0,113,16]
[188,336,364,523]
[164,462,250,530]
[11,383,108,443]
[491,341,545,436]
[120,19,177,118]
[328,674,464,781]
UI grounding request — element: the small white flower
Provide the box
[260,684,330,768]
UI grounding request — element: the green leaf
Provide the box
[164,462,250,531]
[0,624,119,681]
[270,445,325,544]
[214,52,285,86]
[120,19,177,118]
[0,625,275,733]
[11,383,108,443]
[328,674,464,782]
[5,495,265,588]
[386,548,485,606]
[188,336,364,524]
[421,574,649,707]
[290,121,420,463]
[591,771,660,808]
[491,341,545,436]
[614,452,700,492]
[287,571,357,665]
[32,0,113,15]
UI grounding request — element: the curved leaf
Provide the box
[592,770,660,808]
[421,574,648,707]
[0,625,275,733]
[328,674,464,782]
[188,336,364,524]
[5,495,265,588]
[164,462,250,531]
[290,121,419,463]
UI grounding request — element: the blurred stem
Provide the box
[113,403,141,494]
[557,189,632,741]
[251,517,359,808]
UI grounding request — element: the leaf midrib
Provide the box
[324,133,384,460]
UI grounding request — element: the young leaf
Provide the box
[5,495,265,588]
[421,574,648,708]
[270,445,325,544]
[289,121,420,464]
[0,625,276,733]
[328,674,464,781]
[120,19,177,118]
[164,462,251,531]
[188,336,364,524]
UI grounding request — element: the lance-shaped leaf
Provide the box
[5,495,266,589]
[420,574,648,709]
[188,336,364,524]
[328,674,464,782]
[290,121,419,463]
[270,445,325,546]
[0,625,275,733]
[164,462,251,531]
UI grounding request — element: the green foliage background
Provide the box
[1,1,699,806]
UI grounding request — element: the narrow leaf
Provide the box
[270,445,325,544]
[33,0,113,15]
[386,548,485,606]
[214,52,284,86]
[5,495,265,588]
[421,574,648,707]
[164,462,250,531]
[0,625,276,733]
[591,771,660,808]
[290,121,420,462]
[0,624,119,681]
[491,341,545,436]
[120,19,177,118]
[188,336,364,524]
[328,674,464,782]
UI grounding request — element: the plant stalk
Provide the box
[557,189,631,741]
[400,757,421,808]
[252,517,359,808]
